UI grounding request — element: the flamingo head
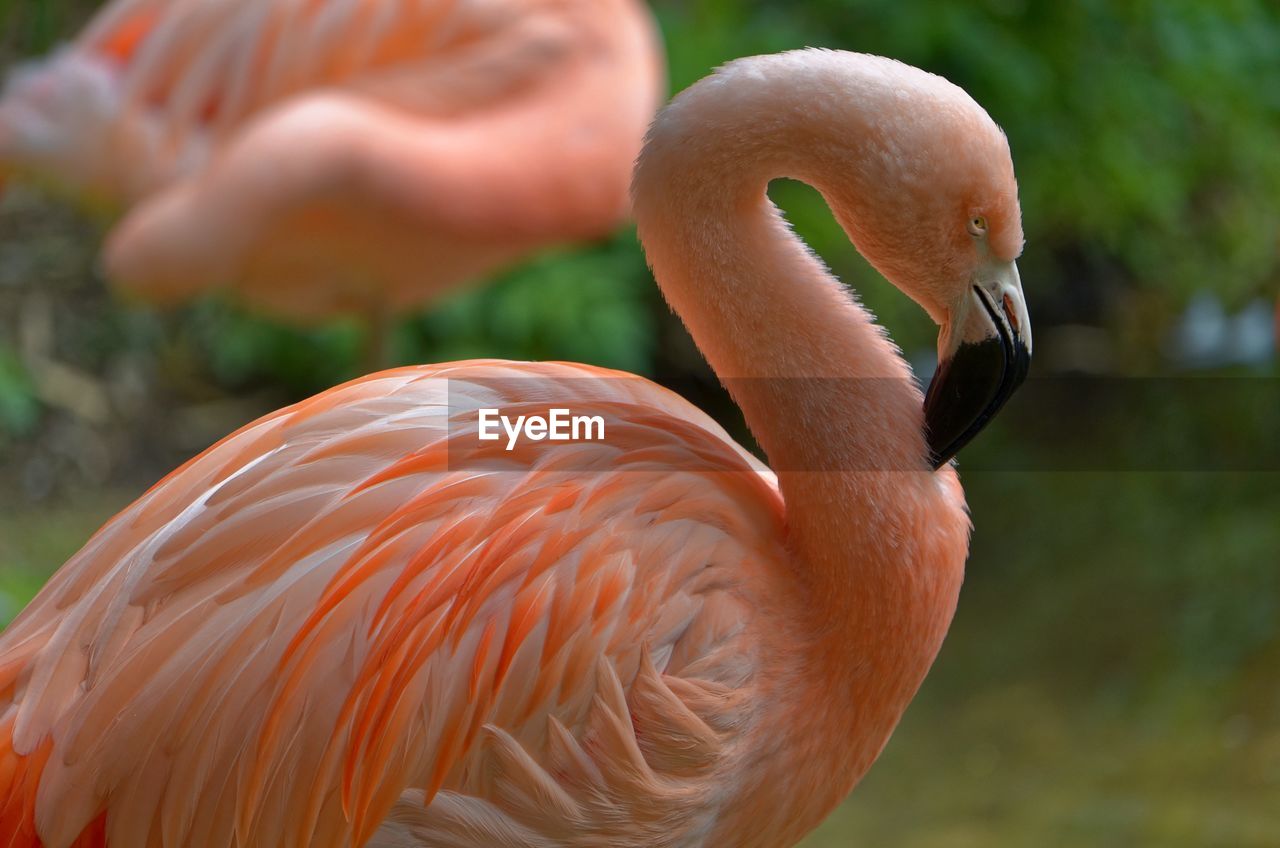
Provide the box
[802,52,1034,469]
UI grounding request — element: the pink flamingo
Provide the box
[0,0,663,333]
[0,50,1030,847]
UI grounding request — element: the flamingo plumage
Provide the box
[0,0,663,322]
[0,50,1031,847]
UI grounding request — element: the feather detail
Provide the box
[0,361,782,847]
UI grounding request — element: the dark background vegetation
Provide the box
[1,1,1278,845]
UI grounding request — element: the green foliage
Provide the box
[0,343,38,441]
[182,300,366,396]
[0,490,124,625]
[965,473,1280,688]
[0,0,98,52]
[176,233,655,397]
[408,233,656,376]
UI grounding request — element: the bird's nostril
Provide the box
[1002,293,1019,333]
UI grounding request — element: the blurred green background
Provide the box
[1,1,1278,845]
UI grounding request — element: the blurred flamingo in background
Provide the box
[0,51,1030,847]
[0,0,663,354]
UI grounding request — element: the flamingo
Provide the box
[0,0,663,339]
[0,50,1031,847]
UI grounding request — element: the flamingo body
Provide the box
[0,0,663,319]
[0,361,963,848]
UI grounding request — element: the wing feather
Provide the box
[0,361,786,847]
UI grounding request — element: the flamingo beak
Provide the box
[924,261,1032,470]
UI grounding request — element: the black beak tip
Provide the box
[924,333,1030,471]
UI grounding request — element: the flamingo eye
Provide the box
[967,216,988,237]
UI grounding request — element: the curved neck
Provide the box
[634,65,943,619]
[633,60,972,841]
